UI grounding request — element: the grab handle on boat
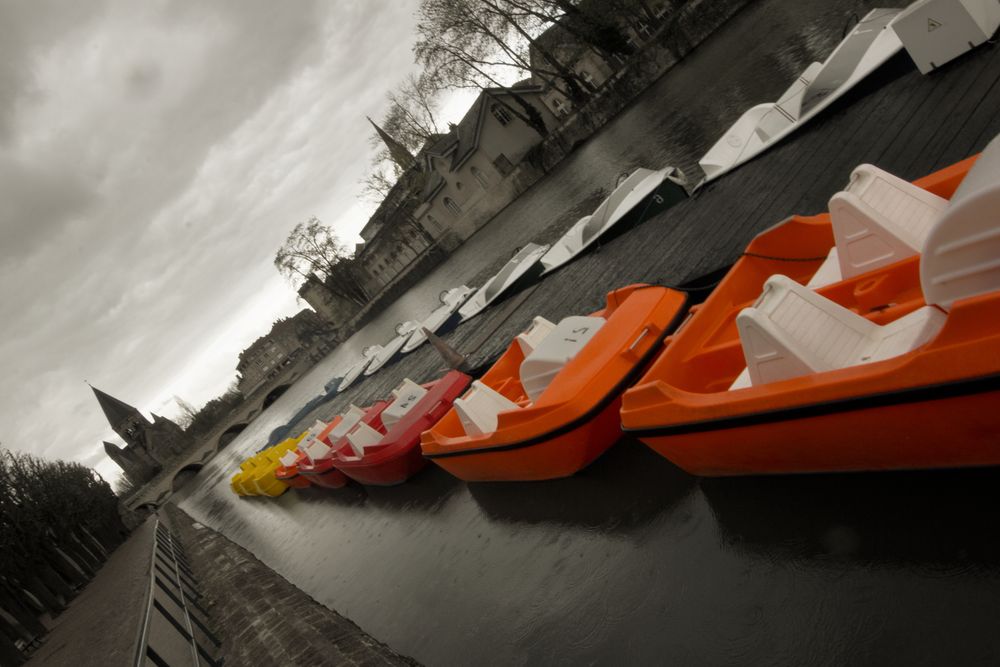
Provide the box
[625,325,659,361]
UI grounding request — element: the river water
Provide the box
[175,2,1000,665]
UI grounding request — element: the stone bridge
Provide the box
[124,354,320,511]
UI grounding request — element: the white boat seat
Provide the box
[328,405,366,440]
[829,164,948,279]
[381,379,428,429]
[921,132,1000,310]
[454,381,520,437]
[515,317,556,357]
[345,422,383,457]
[519,315,606,403]
[736,275,945,386]
[301,436,333,463]
[279,451,299,467]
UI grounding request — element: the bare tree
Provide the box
[414,0,564,137]
[361,73,444,204]
[274,217,371,306]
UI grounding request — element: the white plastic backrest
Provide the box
[279,451,299,467]
[381,379,428,429]
[515,317,556,357]
[301,436,333,463]
[921,132,1000,310]
[829,164,948,278]
[328,405,366,440]
[736,275,945,385]
[345,422,383,457]
[453,381,520,437]
[805,247,843,289]
[305,419,328,440]
[519,315,606,403]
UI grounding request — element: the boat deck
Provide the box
[306,39,1000,416]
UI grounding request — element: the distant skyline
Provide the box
[0,1,478,483]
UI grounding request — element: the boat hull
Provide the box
[297,460,349,489]
[459,244,550,322]
[424,394,625,482]
[423,285,689,481]
[633,380,1000,476]
[621,155,996,476]
[334,371,471,485]
[274,466,311,489]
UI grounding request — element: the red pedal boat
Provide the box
[329,371,472,485]
[421,285,689,481]
[621,141,1000,475]
[298,408,388,489]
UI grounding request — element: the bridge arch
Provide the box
[217,422,248,450]
[171,463,204,491]
[261,384,291,410]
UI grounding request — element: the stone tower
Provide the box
[92,386,194,483]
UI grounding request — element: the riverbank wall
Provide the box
[163,504,419,666]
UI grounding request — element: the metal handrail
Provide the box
[134,516,221,667]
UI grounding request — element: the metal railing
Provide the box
[135,518,222,666]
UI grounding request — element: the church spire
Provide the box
[90,385,147,437]
[368,117,416,172]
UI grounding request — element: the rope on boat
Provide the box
[740,251,829,262]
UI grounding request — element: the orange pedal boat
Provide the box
[421,284,689,481]
[621,141,1000,475]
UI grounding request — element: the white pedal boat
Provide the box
[402,286,476,353]
[540,166,688,275]
[458,243,550,323]
[337,347,380,393]
[698,8,904,184]
[363,321,420,376]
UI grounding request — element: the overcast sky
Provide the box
[0,0,475,483]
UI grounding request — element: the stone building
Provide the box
[297,274,362,326]
[303,83,559,325]
[236,309,331,395]
[530,0,674,117]
[411,83,559,249]
[94,386,193,487]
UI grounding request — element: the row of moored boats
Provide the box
[233,132,1000,495]
[232,2,1000,496]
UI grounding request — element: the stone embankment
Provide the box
[164,504,418,667]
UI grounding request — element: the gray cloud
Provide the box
[0,0,424,482]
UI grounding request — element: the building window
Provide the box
[455,181,463,191]
[579,70,594,87]
[471,166,489,188]
[426,213,439,229]
[493,153,514,176]
[491,104,512,126]
[552,97,569,117]
[443,197,462,217]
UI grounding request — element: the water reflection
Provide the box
[468,439,695,532]
[701,467,1000,567]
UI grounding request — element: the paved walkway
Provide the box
[27,519,154,667]
[164,504,418,666]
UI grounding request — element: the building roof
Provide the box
[91,386,142,430]
[450,83,547,171]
